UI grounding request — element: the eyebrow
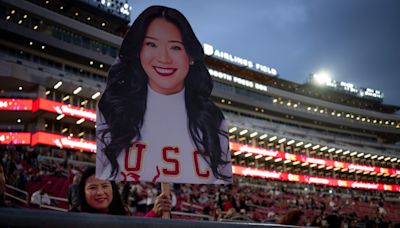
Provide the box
[145,36,183,44]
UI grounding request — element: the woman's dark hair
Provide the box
[74,167,127,215]
[278,208,305,226]
[98,5,231,181]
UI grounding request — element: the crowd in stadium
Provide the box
[1,146,400,227]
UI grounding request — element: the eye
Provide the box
[88,186,97,191]
[145,42,157,48]
[171,45,182,51]
[102,184,111,189]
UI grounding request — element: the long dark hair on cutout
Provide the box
[98,5,231,181]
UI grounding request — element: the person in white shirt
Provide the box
[30,188,51,206]
[96,6,232,185]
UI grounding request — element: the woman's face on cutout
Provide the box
[84,175,113,212]
[140,18,191,95]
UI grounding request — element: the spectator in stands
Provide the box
[30,188,51,207]
[72,167,171,217]
[67,175,80,211]
[277,208,306,226]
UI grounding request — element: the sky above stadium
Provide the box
[129,0,400,107]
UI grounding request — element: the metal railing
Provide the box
[0,208,295,228]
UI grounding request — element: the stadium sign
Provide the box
[232,165,400,192]
[208,69,268,92]
[0,99,32,111]
[0,132,31,145]
[309,74,384,101]
[203,43,278,76]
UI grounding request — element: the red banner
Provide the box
[0,132,31,144]
[230,142,400,176]
[232,165,400,192]
[31,132,96,152]
[0,99,32,111]
[32,99,96,122]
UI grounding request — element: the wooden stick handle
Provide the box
[161,182,171,219]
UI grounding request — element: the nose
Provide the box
[95,188,105,195]
[157,47,172,64]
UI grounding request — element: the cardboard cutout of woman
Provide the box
[96,5,232,184]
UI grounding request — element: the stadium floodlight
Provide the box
[312,145,320,150]
[343,150,350,155]
[244,153,252,158]
[304,143,312,148]
[255,154,263,159]
[364,154,371,158]
[377,156,384,160]
[284,160,291,164]
[239,129,248,135]
[336,149,344,154]
[309,164,317,168]
[229,127,237,133]
[390,158,397,162]
[92,92,101,99]
[312,71,331,85]
[259,134,268,140]
[278,138,286,143]
[292,161,300,165]
[350,151,357,156]
[328,148,335,153]
[296,142,304,147]
[333,167,340,171]
[265,156,273,161]
[76,118,85,125]
[384,157,391,161]
[62,95,70,101]
[56,114,65,120]
[250,132,258,138]
[357,153,364,157]
[301,162,309,166]
[274,158,282,163]
[53,81,62,89]
[320,146,328,151]
[371,155,378,159]
[287,140,295,145]
[269,136,277,141]
[73,86,82,95]
[233,151,243,156]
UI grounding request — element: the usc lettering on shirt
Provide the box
[120,142,211,183]
[96,86,232,184]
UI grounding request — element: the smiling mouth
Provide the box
[95,198,107,203]
[153,66,177,77]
